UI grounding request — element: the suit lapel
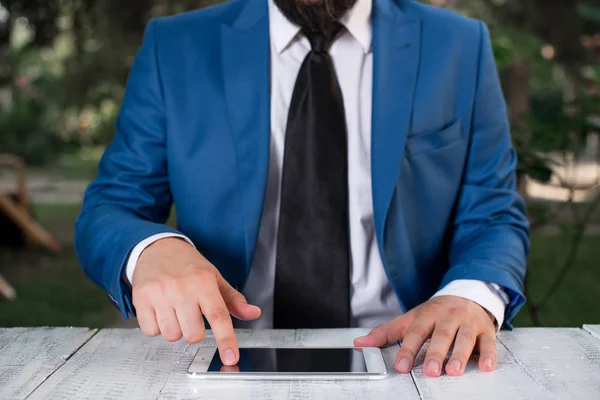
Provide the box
[219,0,420,271]
[221,0,271,271]
[371,0,422,257]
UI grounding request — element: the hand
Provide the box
[132,237,261,366]
[354,296,497,377]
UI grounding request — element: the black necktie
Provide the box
[274,24,350,329]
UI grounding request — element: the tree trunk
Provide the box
[503,60,532,197]
[0,15,13,111]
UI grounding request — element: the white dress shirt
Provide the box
[126,0,506,330]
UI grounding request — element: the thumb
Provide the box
[217,275,261,321]
[354,313,413,348]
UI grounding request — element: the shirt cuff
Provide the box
[125,233,196,284]
[432,279,507,332]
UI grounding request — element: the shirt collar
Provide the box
[268,0,372,54]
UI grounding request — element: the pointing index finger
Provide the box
[197,278,239,366]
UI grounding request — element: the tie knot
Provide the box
[304,23,343,53]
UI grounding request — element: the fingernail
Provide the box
[427,360,440,374]
[483,359,493,369]
[397,357,411,372]
[223,349,236,365]
[448,359,461,371]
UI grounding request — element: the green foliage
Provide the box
[1,0,599,172]
[0,0,214,160]
[490,26,542,69]
[514,139,555,184]
[579,3,600,23]
[527,88,600,158]
[0,93,63,165]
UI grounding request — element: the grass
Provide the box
[0,202,599,329]
[28,147,103,181]
[513,235,600,327]
[0,204,120,328]
[0,203,178,328]
[527,198,600,226]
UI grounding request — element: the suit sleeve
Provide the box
[75,19,183,319]
[440,21,530,329]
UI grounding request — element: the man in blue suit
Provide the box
[75,0,529,377]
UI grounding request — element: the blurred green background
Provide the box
[1,0,600,329]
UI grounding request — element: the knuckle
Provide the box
[434,328,456,342]
[194,268,216,286]
[449,307,465,317]
[479,334,497,345]
[398,347,416,359]
[482,319,498,333]
[426,303,442,314]
[163,283,186,304]
[407,325,428,340]
[131,294,142,308]
[135,281,162,301]
[459,329,476,343]
[208,307,231,323]
[483,339,498,351]
[450,351,468,362]
[426,351,446,362]
[396,319,412,333]
[171,277,187,291]
[230,291,246,303]
[478,341,497,356]
[370,325,386,336]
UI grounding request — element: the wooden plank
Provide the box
[498,328,600,399]
[293,328,371,347]
[0,154,29,210]
[157,329,420,400]
[28,328,189,400]
[0,193,60,253]
[0,273,16,300]
[25,328,600,399]
[0,327,96,400]
[410,330,547,400]
[583,325,600,342]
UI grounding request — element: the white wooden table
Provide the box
[1,326,600,399]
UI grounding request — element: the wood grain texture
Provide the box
[157,328,420,400]
[0,273,16,300]
[0,327,95,400]
[293,328,369,347]
[12,327,600,399]
[28,328,189,400]
[411,332,547,400]
[583,325,600,342]
[498,328,600,399]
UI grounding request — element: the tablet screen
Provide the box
[207,348,367,373]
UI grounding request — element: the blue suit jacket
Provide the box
[75,0,529,327]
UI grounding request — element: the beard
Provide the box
[273,0,358,33]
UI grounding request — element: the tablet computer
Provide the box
[188,346,388,380]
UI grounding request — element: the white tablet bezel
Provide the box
[188,346,388,380]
